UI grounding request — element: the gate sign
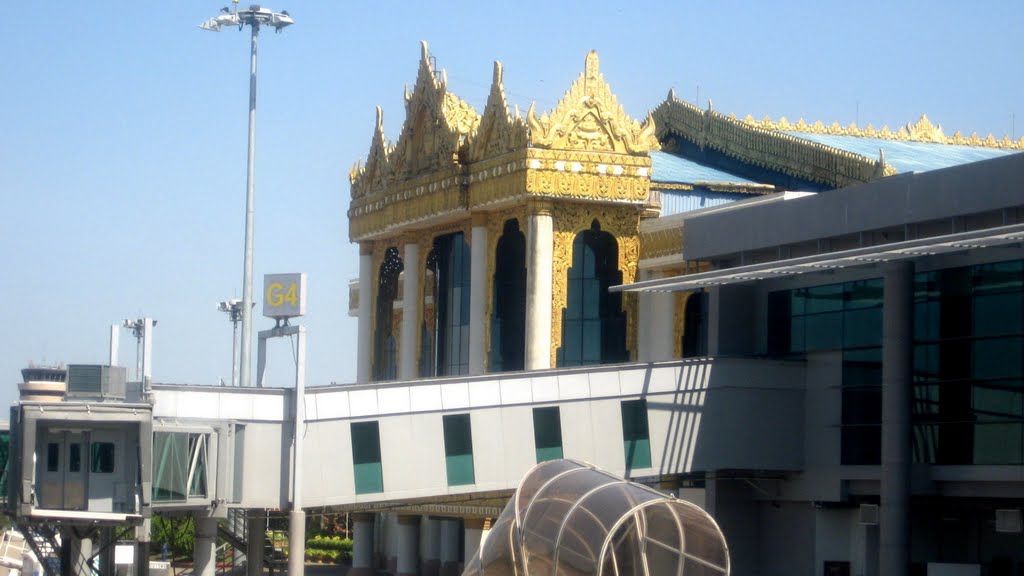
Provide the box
[263,273,307,319]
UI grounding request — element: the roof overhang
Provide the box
[612,223,1024,293]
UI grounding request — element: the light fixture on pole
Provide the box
[218,299,245,387]
[200,4,293,389]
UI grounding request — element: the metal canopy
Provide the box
[612,223,1024,293]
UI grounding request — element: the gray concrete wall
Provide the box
[685,152,1024,260]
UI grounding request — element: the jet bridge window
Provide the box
[153,432,209,502]
[91,442,115,474]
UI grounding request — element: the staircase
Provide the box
[16,523,61,576]
[216,509,288,574]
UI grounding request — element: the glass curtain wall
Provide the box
[374,247,403,382]
[769,259,1024,466]
[558,221,628,367]
[425,233,472,376]
[491,219,527,372]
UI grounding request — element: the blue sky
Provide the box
[1,1,1022,405]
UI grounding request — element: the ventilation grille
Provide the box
[995,509,1022,533]
[858,504,879,525]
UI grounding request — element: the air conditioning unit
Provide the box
[858,504,879,525]
[66,364,127,400]
[995,509,1022,533]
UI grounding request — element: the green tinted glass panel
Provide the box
[188,436,207,498]
[90,443,115,474]
[351,422,383,494]
[533,407,563,463]
[443,414,475,486]
[621,400,652,470]
[0,431,9,496]
[153,432,188,501]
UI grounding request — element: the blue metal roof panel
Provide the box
[658,190,751,216]
[782,132,1016,173]
[650,150,755,184]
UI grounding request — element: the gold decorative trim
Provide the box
[653,92,895,189]
[740,113,1024,150]
[640,227,683,261]
[551,204,641,366]
[467,61,529,163]
[527,51,658,155]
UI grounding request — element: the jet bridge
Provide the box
[7,400,153,524]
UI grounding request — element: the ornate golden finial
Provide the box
[907,114,945,142]
[584,50,600,88]
[468,59,527,161]
[527,50,658,154]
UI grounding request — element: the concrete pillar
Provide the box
[193,515,218,576]
[287,509,306,576]
[463,518,487,567]
[469,214,488,375]
[400,242,421,380]
[525,201,553,370]
[439,518,461,576]
[69,532,93,576]
[396,515,420,576]
[880,260,913,576]
[350,513,376,576]
[420,516,441,576]
[357,243,374,383]
[135,518,151,576]
[387,513,399,573]
[638,269,677,362]
[246,515,265,576]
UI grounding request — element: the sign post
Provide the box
[255,272,308,576]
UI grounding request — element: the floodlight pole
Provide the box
[239,20,259,389]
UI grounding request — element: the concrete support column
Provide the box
[193,515,218,576]
[246,515,265,576]
[396,515,420,576]
[357,243,374,383]
[135,518,151,576]
[638,269,675,362]
[400,242,421,380]
[463,518,487,566]
[420,516,441,576]
[469,214,488,375]
[69,532,93,576]
[350,513,376,576]
[440,518,461,576]
[880,260,913,576]
[525,201,554,370]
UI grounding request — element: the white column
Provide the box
[525,202,553,370]
[462,518,486,567]
[350,513,375,576]
[400,242,421,380]
[880,260,913,576]
[193,515,218,576]
[469,215,488,375]
[420,516,441,576]
[650,287,677,361]
[357,244,374,383]
[396,515,420,576]
[637,269,655,362]
[71,534,92,576]
[439,518,461,576]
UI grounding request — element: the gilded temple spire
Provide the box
[468,61,528,162]
[527,50,659,155]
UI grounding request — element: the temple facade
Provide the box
[347,42,1019,387]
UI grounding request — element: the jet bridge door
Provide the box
[37,430,88,511]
